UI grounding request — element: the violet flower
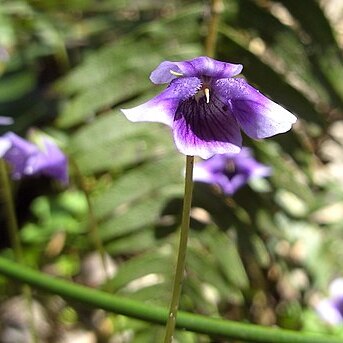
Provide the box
[0,116,13,126]
[193,148,271,195]
[316,278,343,325]
[121,56,297,159]
[0,132,68,184]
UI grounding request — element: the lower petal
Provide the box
[215,78,297,139]
[172,95,242,159]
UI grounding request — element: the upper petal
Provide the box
[172,94,242,159]
[150,57,243,84]
[215,78,297,139]
[121,77,202,127]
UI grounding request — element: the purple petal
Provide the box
[121,77,202,126]
[1,132,39,179]
[329,278,343,299]
[0,116,13,126]
[215,78,297,139]
[316,299,343,325]
[150,57,243,84]
[0,137,11,156]
[172,93,242,159]
[222,174,247,195]
[235,148,272,178]
[193,147,271,195]
[25,138,68,184]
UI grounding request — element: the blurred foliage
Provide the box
[0,0,343,342]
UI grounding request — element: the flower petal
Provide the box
[0,137,11,157]
[215,78,297,139]
[121,77,202,126]
[222,174,247,195]
[172,94,242,159]
[316,299,343,325]
[329,278,343,299]
[25,138,68,184]
[150,57,243,84]
[193,148,271,195]
[1,132,38,179]
[235,148,272,178]
[0,116,13,126]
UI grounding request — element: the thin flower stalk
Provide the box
[0,160,38,343]
[163,155,194,343]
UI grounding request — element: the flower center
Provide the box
[195,83,211,104]
[225,160,236,178]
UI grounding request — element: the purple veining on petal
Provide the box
[172,93,242,159]
[215,78,297,139]
[122,56,296,158]
[150,56,243,84]
[193,148,271,195]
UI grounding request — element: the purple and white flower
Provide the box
[193,148,271,195]
[0,131,68,184]
[316,278,343,325]
[121,56,297,158]
[0,116,13,126]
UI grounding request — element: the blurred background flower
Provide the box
[0,131,68,184]
[0,116,13,126]
[193,148,271,195]
[316,278,343,325]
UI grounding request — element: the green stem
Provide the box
[0,160,22,261]
[0,257,341,343]
[0,160,38,343]
[163,155,194,343]
[205,0,224,58]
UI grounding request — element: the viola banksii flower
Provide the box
[193,147,271,195]
[0,116,13,126]
[0,131,68,184]
[316,278,343,325]
[122,56,297,159]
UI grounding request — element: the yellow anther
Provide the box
[204,88,210,103]
[170,70,184,77]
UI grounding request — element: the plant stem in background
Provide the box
[0,160,38,343]
[163,155,194,343]
[1,257,342,343]
[205,0,224,58]
[71,159,110,285]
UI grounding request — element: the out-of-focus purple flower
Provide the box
[0,116,13,126]
[316,278,343,325]
[0,132,68,184]
[193,148,271,195]
[121,56,297,159]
